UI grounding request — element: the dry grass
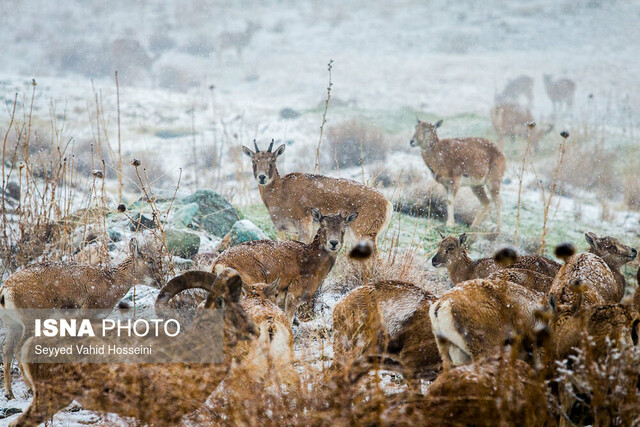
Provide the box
[325,118,389,170]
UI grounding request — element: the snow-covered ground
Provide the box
[1,0,640,424]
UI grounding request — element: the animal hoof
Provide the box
[3,392,13,400]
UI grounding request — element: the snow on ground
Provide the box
[1,0,639,424]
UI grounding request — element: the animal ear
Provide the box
[434,119,443,129]
[548,294,556,312]
[438,231,446,239]
[129,238,140,258]
[274,144,286,157]
[458,233,467,245]
[265,278,280,297]
[241,145,254,157]
[345,212,359,224]
[227,274,244,302]
[311,208,323,223]
[584,232,598,249]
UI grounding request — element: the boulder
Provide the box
[163,228,201,259]
[173,202,199,228]
[183,190,239,237]
[217,220,268,253]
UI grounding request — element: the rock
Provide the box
[163,228,201,259]
[0,407,23,419]
[108,229,123,242]
[3,181,20,201]
[173,202,199,228]
[217,220,268,253]
[183,190,239,237]
[171,256,194,270]
[129,213,157,231]
[280,107,301,119]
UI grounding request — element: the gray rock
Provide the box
[217,219,268,253]
[173,202,199,228]
[163,228,201,259]
[183,190,239,237]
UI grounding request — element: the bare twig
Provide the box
[314,59,333,173]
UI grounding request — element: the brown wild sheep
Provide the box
[549,232,636,313]
[0,239,162,399]
[543,74,576,113]
[431,233,560,285]
[8,268,259,427]
[242,141,392,250]
[332,280,441,382]
[429,278,545,370]
[409,120,506,231]
[207,208,357,321]
[495,75,534,106]
[490,103,553,147]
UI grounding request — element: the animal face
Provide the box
[409,119,442,148]
[204,270,259,343]
[585,232,637,269]
[311,208,358,253]
[432,233,467,267]
[242,140,285,186]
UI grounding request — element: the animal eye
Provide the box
[215,297,224,309]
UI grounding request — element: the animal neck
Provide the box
[590,250,627,298]
[109,256,139,302]
[258,169,282,205]
[448,251,474,285]
[423,133,440,151]
[304,230,336,271]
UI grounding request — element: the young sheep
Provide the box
[432,233,560,285]
[0,238,162,399]
[207,208,357,321]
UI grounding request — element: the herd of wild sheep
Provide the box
[4,72,635,426]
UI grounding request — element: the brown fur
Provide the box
[432,234,560,285]
[549,233,636,314]
[635,267,640,314]
[377,355,550,426]
[8,268,259,427]
[0,239,162,399]
[429,278,545,370]
[410,120,506,231]
[487,268,555,294]
[242,142,392,248]
[333,281,441,381]
[543,74,576,112]
[210,210,356,321]
[490,103,553,147]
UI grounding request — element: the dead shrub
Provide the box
[325,118,389,169]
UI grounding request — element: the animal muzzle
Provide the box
[432,256,444,267]
[328,240,341,251]
[409,139,416,147]
[257,174,267,185]
[630,248,638,259]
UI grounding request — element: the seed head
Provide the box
[554,242,576,262]
[117,204,127,213]
[560,130,569,139]
[131,158,141,167]
[493,247,519,267]
[92,170,104,179]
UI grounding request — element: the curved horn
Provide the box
[267,139,274,152]
[155,271,218,308]
[254,139,260,152]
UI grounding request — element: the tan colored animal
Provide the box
[0,239,162,399]
[208,208,357,321]
[495,75,534,106]
[549,232,636,312]
[410,120,506,231]
[8,268,259,427]
[159,270,296,387]
[375,355,549,426]
[217,21,260,60]
[490,103,553,147]
[332,280,441,381]
[429,278,545,369]
[635,267,640,313]
[242,141,392,249]
[543,74,576,113]
[431,233,561,285]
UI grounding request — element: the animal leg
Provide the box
[489,181,502,233]
[470,186,491,230]
[3,321,23,399]
[8,386,72,427]
[445,180,459,228]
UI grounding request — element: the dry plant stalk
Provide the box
[115,70,123,203]
[314,59,333,173]
[514,122,535,246]
[539,131,569,255]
